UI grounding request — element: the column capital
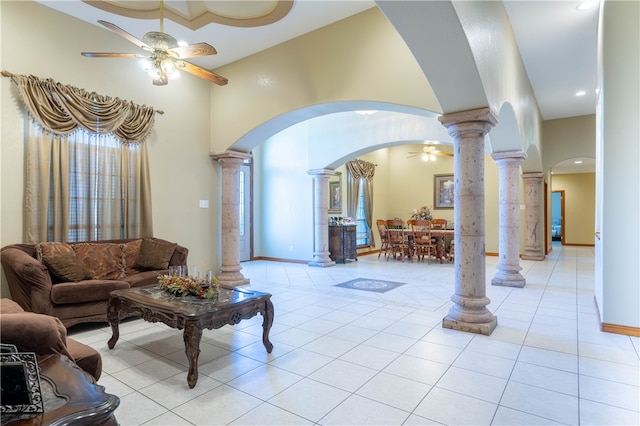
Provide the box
[438,107,498,129]
[522,171,544,181]
[210,150,252,165]
[491,150,527,164]
[307,168,337,177]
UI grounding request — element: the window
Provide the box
[355,179,371,247]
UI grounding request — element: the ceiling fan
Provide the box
[81,1,227,86]
[407,145,453,162]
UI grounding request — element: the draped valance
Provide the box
[3,71,158,144]
[346,159,376,181]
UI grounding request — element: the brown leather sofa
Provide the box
[0,298,102,380]
[1,238,188,327]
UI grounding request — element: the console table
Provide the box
[329,224,357,263]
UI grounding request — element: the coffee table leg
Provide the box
[183,322,202,389]
[262,299,274,353]
[107,298,121,349]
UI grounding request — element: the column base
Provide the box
[442,315,498,336]
[492,270,526,288]
[217,269,250,287]
[308,260,336,268]
[522,252,545,261]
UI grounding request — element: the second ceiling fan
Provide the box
[407,145,453,162]
[81,1,227,86]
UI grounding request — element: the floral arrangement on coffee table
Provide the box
[157,273,219,299]
[411,203,433,221]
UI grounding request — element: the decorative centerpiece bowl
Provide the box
[157,273,219,299]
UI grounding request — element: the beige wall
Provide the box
[551,173,596,246]
[543,115,596,173]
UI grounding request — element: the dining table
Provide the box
[384,227,454,263]
[430,228,454,262]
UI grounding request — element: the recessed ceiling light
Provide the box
[355,110,378,116]
[574,160,583,164]
[576,90,586,96]
[576,1,594,11]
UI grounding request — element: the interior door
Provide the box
[239,163,252,261]
[551,190,565,244]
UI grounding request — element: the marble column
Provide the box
[522,172,545,260]
[211,150,251,287]
[439,107,498,336]
[491,150,527,288]
[308,169,336,267]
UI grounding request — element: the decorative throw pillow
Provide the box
[35,242,74,263]
[71,243,126,280]
[133,238,176,271]
[122,239,143,275]
[42,252,92,282]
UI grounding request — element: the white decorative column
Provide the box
[522,172,545,260]
[211,150,251,287]
[308,169,336,267]
[491,150,527,288]
[439,107,498,336]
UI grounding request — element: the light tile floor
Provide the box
[69,243,640,425]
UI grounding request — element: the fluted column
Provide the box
[522,172,545,260]
[491,150,527,288]
[211,150,251,287]
[308,169,336,267]
[439,107,498,336]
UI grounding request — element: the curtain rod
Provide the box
[1,70,164,115]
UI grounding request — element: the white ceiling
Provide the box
[37,0,599,173]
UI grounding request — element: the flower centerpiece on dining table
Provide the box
[411,203,433,221]
[157,270,219,299]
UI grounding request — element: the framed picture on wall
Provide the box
[329,181,342,213]
[434,174,454,209]
[1,349,44,415]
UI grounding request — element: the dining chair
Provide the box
[376,219,390,259]
[385,219,408,261]
[431,218,448,229]
[411,219,436,263]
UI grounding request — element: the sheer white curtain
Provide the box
[25,121,152,243]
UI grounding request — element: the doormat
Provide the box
[334,278,406,293]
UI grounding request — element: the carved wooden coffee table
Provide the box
[107,286,274,388]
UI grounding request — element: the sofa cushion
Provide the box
[34,242,73,262]
[50,280,130,304]
[122,270,166,288]
[122,239,142,275]
[71,243,125,280]
[133,238,176,271]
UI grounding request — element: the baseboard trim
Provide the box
[593,296,640,336]
[602,323,640,337]
[251,256,308,264]
[562,243,595,247]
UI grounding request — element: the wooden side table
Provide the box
[1,354,119,426]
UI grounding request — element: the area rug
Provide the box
[334,278,406,293]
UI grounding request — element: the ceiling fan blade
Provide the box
[437,152,454,157]
[178,61,228,86]
[98,20,149,49]
[81,52,145,58]
[171,43,217,59]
